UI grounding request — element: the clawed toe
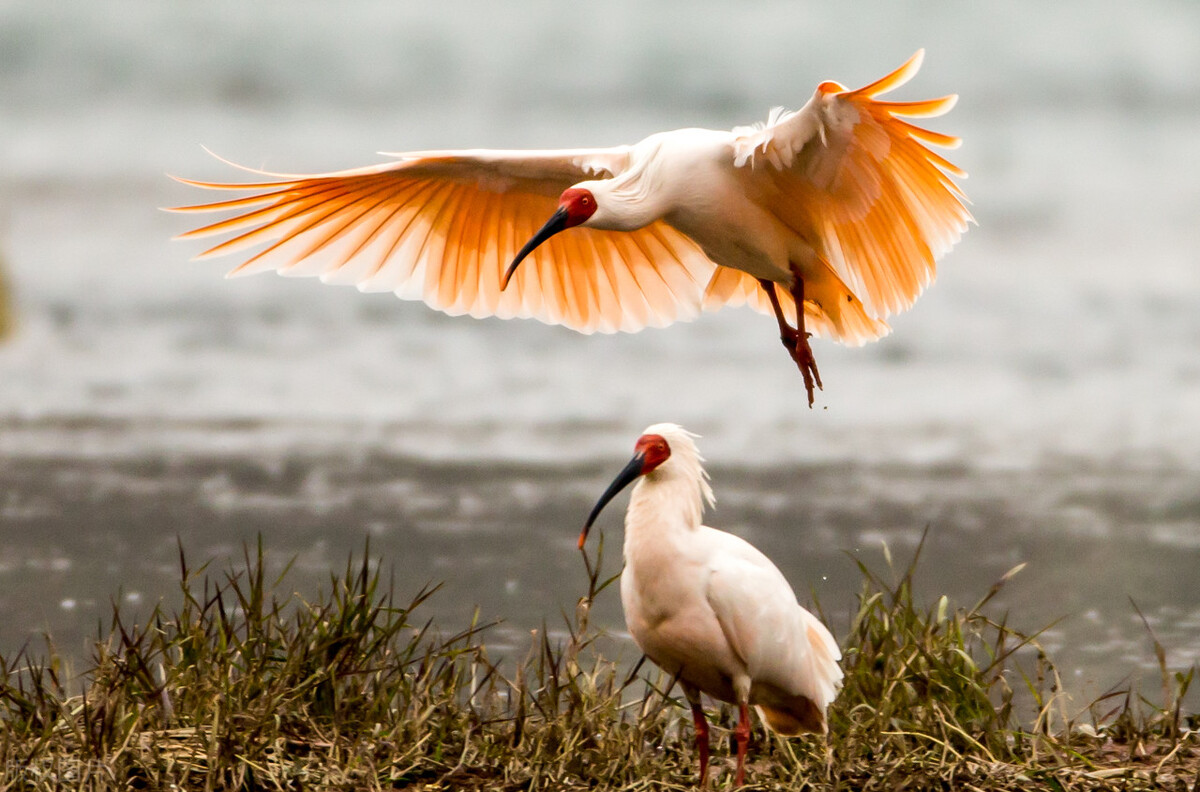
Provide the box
[760,276,824,407]
[789,335,823,408]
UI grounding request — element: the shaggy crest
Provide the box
[639,422,716,514]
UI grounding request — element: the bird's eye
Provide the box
[581,196,591,205]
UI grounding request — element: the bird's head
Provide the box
[558,187,600,227]
[578,423,712,549]
[502,187,598,289]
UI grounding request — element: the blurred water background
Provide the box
[1,0,1198,712]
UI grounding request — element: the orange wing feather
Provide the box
[171,153,716,335]
[716,50,972,333]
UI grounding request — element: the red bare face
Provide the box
[634,433,671,473]
[579,430,672,547]
[559,187,597,228]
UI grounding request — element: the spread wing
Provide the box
[713,49,972,323]
[170,148,715,334]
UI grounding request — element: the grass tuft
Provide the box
[1,532,1196,790]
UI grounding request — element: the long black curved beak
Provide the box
[502,205,570,290]
[579,452,645,549]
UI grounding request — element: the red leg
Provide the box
[734,701,751,788]
[788,274,823,406]
[684,685,710,787]
[758,278,823,408]
[758,279,799,349]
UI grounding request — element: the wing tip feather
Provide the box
[850,49,925,99]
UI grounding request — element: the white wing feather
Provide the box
[702,529,843,714]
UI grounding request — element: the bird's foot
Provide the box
[760,276,824,407]
[780,330,822,408]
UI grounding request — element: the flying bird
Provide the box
[171,50,970,406]
[580,424,842,787]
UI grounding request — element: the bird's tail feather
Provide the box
[755,700,825,736]
[702,266,889,347]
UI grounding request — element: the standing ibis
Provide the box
[580,424,842,786]
[172,51,970,405]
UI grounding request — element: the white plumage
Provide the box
[581,423,842,786]
[172,51,970,406]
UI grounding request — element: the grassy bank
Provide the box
[1,536,1195,790]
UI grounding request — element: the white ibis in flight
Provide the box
[580,424,842,787]
[171,50,970,406]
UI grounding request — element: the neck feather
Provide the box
[589,158,671,231]
[623,453,714,546]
